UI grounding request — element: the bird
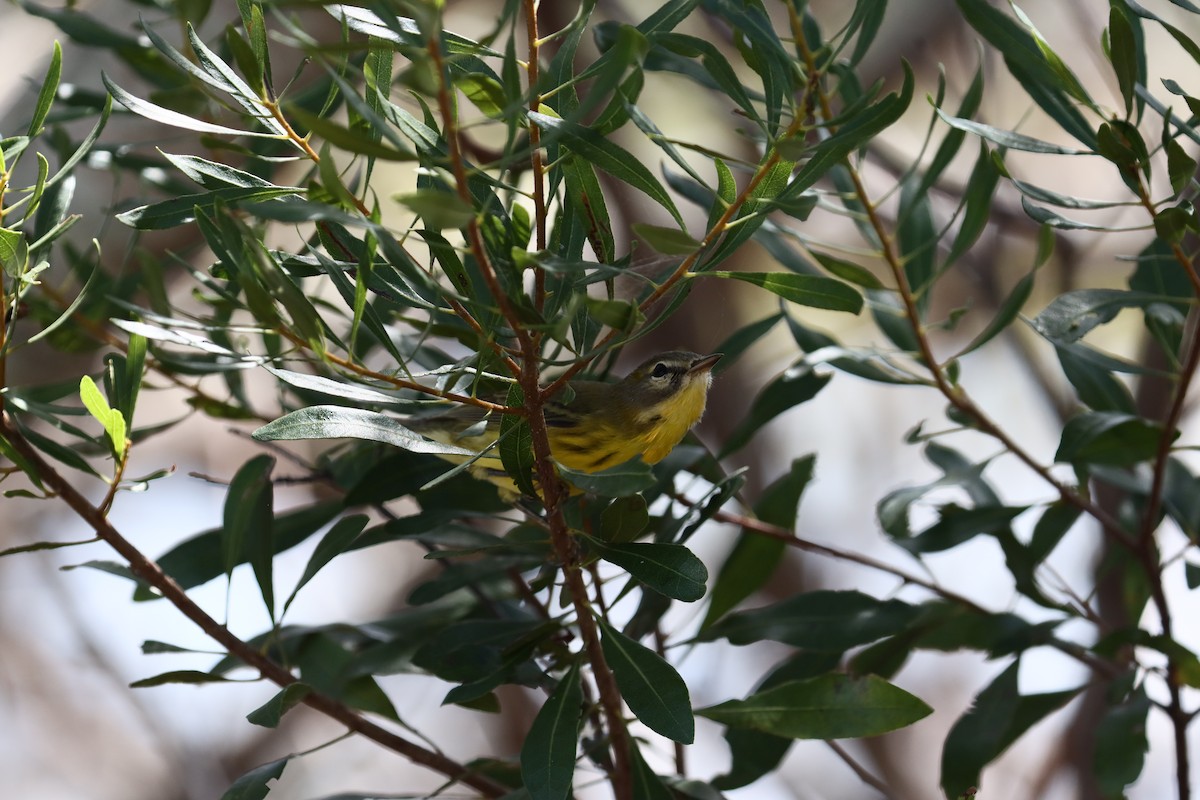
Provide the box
[406,350,722,494]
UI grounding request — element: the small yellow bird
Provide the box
[408,351,722,492]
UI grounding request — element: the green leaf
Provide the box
[27,40,62,138]
[720,365,830,457]
[393,189,476,230]
[283,515,369,614]
[501,384,537,498]
[103,73,279,139]
[456,72,509,119]
[809,250,884,289]
[955,268,1036,357]
[702,272,862,313]
[697,674,932,739]
[1092,682,1150,795]
[131,670,232,688]
[599,494,649,543]
[1055,411,1166,467]
[223,455,275,617]
[703,455,814,630]
[78,375,126,457]
[1031,289,1167,344]
[116,186,299,230]
[0,228,30,277]
[1055,344,1135,413]
[935,109,1088,154]
[586,538,707,602]
[139,501,342,597]
[584,296,644,332]
[898,504,1027,554]
[521,663,583,800]
[558,459,656,496]
[629,739,676,800]
[956,0,1098,148]
[1166,137,1196,197]
[633,222,700,254]
[246,683,312,728]
[1107,5,1141,118]
[289,106,417,161]
[598,620,694,743]
[253,406,476,457]
[220,757,289,800]
[530,111,684,226]
[701,590,919,650]
[941,661,1080,798]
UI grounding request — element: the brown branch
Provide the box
[702,503,1119,678]
[524,0,548,311]
[0,411,510,798]
[428,16,632,796]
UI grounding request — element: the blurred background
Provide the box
[0,1,1195,798]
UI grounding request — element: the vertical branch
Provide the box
[524,0,548,311]
[428,16,633,797]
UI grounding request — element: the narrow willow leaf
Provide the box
[253,406,475,456]
[1108,5,1141,117]
[720,366,830,457]
[139,501,342,597]
[703,271,863,313]
[530,111,684,226]
[941,661,1080,798]
[1055,344,1136,413]
[956,0,1098,148]
[697,674,932,739]
[79,375,126,456]
[103,73,279,138]
[598,620,694,743]
[935,109,1088,154]
[586,538,707,602]
[0,228,29,277]
[1031,289,1167,344]
[393,189,476,229]
[290,105,417,161]
[27,40,61,138]
[246,683,312,728]
[629,740,676,800]
[703,455,814,630]
[633,222,700,254]
[116,186,299,230]
[1093,683,1150,795]
[221,757,289,800]
[558,460,655,496]
[222,455,275,617]
[265,367,403,406]
[1055,411,1166,466]
[521,663,583,800]
[131,670,232,687]
[700,590,919,650]
[599,494,649,543]
[283,515,369,614]
[955,268,1035,357]
[500,384,537,498]
[810,251,884,289]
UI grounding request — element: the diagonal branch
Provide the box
[0,411,511,799]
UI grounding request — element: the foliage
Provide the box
[1,0,1197,798]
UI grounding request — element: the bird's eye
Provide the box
[651,362,669,378]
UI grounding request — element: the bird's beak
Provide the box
[688,353,723,374]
